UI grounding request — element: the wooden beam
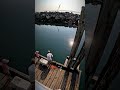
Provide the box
[93,33,120,90]
[67,6,85,68]
[73,42,85,70]
[86,0,119,87]
[69,6,85,59]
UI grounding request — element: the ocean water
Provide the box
[35,24,77,63]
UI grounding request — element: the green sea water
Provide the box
[35,24,77,63]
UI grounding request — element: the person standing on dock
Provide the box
[71,57,76,70]
[35,51,41,64]
[64,56,69,67]
[35,51,40,58]
[47,50,53,68]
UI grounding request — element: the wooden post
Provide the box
[73,42,85,70]
[93,33,120,90]
[67,6,85,68]
[86,0,119,87]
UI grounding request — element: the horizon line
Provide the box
[35,10,80,14]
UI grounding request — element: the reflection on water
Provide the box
[35,25,85,64]
[69,39,74,47]
[35,25,77,64]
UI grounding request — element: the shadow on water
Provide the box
[38,64,50,80]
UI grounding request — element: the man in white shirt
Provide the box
[47,50,53,68]
[47,50,53,61]
[64,56,69,67]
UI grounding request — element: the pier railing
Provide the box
[39,55,81,73]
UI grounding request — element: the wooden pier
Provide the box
[35,57,81,90]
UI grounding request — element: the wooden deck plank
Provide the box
[35,68,40,80]
[74,72,81,90]
[44,69,58,86]
[35,68,42,80]
[69,72,77,90]
[75,74,79,90]
[54,70,65,89]
[65,72,72,90]
[37,71,43,81]
[35,68,81,90]
[46,68,59,88]
[39,67,51,83]
[58,70,66,89]
[60,71,69,90]
[42,69,54,85]
[35,64,39,68]
[35,67,40,74]
[49,69,62,89]
[38,70,47,83]
[76,72,81,90]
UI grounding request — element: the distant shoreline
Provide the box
[35,22,78,28]
[35,11,80,28]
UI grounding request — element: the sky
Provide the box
[35,0,85,14]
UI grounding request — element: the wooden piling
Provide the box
[67,6,85,68]
[93,33,120,90]
[73,42,85,70]
[85,0,119,87]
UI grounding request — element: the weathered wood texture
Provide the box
[93,33,120,90]
[35,62,81,90]
[86,0,119,87]
[69,6,85,59]
[68,6,85,68]
[73,42,85,70]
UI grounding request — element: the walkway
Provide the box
[35,58,81,90]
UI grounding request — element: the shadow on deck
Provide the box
[39,64,50,80]
[35,61,81,90]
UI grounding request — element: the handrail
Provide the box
[39,55,81,72]
[39,55,65,67]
